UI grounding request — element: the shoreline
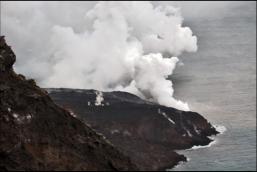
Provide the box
[168,124,227,170]
[188,125,227,150]
[48,88,220,171]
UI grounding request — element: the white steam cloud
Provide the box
[1,1,198,111]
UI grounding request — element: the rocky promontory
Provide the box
[48,88,218,170]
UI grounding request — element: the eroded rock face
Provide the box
[0,36,16,73]
[48,88,219,171]
[0,37,138,171]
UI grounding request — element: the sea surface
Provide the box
[170,2,256,171]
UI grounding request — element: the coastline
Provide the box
[189,125,226,150]
[48,88,219,171]
[169,124,227,170]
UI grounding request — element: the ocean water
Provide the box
[171,2,256,171]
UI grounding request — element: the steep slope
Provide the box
[48,88,219,171]
[0,36,137,171]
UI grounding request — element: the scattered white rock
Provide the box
[158,108,175,125]
[111,129,120,134]
[26,114,32,120]
[12,113,19,118]
[12,113,33,124]
[186,130,193,137]
[193,125,201,135]
[69,111,76,118]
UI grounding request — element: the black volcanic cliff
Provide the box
[48,88,219,170]
[0,36,138,171]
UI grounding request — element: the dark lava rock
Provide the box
[0,36,16,72]
[48,88,219,171]
[0,36,138,171]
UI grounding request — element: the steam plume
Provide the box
[1,1,198,111]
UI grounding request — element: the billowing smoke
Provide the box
[1,1,198,111]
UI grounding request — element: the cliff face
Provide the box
[48,88,219,171]
[0,36,138,171]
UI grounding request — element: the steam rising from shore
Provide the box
[1,1,198,111]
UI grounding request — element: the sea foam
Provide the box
[188,124,226,150]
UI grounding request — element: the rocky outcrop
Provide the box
[0,36,138,171]
[48,88,219,171]
[0,37,16,72]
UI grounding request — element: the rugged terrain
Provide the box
[0,36,138,171]
[0,35,218,171]
[48,88,219,170]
